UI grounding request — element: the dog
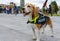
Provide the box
[22,3,53,41]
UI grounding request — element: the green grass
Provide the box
[49,13,60,16]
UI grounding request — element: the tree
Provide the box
[51,1,59,14]
[18,6,22,13]
[0,5,2,8]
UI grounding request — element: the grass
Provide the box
[49,13,60,16]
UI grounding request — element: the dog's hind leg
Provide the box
[42,23,47,34]
[49,23,54,37]
[47,18,54,37]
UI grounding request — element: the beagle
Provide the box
[22,3,54,41]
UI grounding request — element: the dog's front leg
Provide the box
[36,29,40,41]
[36,24,42,41]
[31,24,36,40]
[32,27,36,40]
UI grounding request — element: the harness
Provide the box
[29,15,39,24]
[27,13,46,25]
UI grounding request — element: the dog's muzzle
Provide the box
[22,8,31,16]
[22,10,30,16]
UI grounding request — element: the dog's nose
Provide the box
[22,8,25,10]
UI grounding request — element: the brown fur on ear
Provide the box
[32,6,39,19]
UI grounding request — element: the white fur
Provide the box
[28,14,40,41]
[36,30,40,41]
[31,24,37,39]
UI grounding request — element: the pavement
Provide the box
[0,13,60,41]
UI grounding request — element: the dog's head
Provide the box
[22,3,38,17]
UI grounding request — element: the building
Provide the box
[20,0,24,7]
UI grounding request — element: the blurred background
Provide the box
[0,0,60,16]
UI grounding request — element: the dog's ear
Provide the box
[32,6,38,19]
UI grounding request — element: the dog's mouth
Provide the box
[22,10,30,16]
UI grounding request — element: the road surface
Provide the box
[0,13,60,41]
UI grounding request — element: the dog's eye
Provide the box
[27,6,30,7]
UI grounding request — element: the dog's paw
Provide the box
[51,35,54,37]
[36,39,40,41]
[32,36,37,40]
[50,34,54,37]
[33,38,36,40]
[42,32,44,34]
